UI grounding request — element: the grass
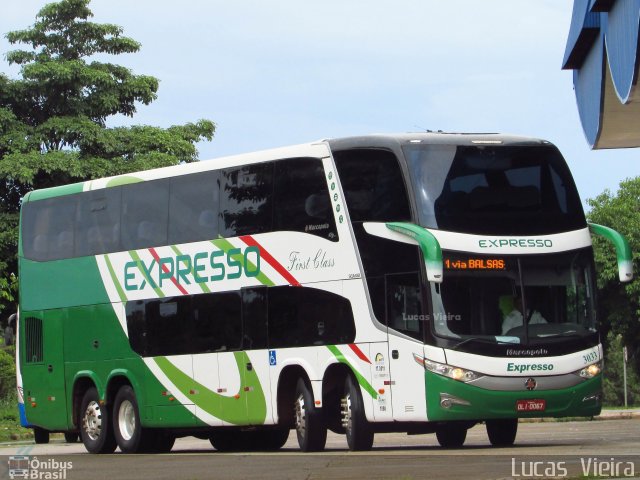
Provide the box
[0,394,33,442]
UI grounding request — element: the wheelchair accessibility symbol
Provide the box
[269,350,277,366]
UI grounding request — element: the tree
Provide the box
[602,332,639,407]
[0,0,215,313]
[587,176,640,378]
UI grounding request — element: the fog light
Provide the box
[440,393,471,409]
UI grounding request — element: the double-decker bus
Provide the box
[16,133,632,453]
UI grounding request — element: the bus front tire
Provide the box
[33,427,50,444]
[112,385,145,453]
[294,378,327,452]
[342,375,374,451]
[79,387,117,454]
[436,424,467,448]
[486,418,518,446]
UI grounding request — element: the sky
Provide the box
[2,0,639,206]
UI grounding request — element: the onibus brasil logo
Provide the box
[7,456,72,479]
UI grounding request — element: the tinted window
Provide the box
[75,188,121,257]
[386,272,424,340]
[121,179,169,250]
[126,286,355,356]
[273,158,338,241]
[169,171,219,245]
[268,286,355,347]
[333,149,411,222]
[126,291,242,356]
[220,163,274,237]
[404,144,586,235]
[126,296,192,357]
[22,195,78,261]
[242,287,268,350]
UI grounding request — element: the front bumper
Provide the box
[425,370,602,421]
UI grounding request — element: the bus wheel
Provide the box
[113,385,146,453]
[342,375,374,451]
[254,428,290,451]
[436,424,467,448]
[209,430,244,452]
[146,430,175,453]
[79,387,117,454]
[294,378,327,452]
[33,427,50,444]
[64,432,79,443]
[486,419,518,446]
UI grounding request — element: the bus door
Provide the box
[20,310,68,430]
[192,288,269,427]
[385,272,428,421]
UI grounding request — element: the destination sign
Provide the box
[443,257,506,270]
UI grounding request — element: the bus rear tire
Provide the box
[34,427,50,444]
[255,428,289,451]
[342,375,374,451]
[294,378,327,452]
[64,432,79,443]
[79,387,117,454]
[146,430,175,453]
[486,418,518,446]
[113,385,146,453]
[436,424,467,448]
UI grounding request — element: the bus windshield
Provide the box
[430,249,597,346]
[403,143,586,235]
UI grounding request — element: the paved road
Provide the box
[0,419,638,479]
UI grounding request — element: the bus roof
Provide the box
[23,132,552,202]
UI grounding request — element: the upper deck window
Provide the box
[404,144,586,235]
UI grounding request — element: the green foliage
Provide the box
[0,0,215,314]
[602,332,640,407]
[0,347,16,399]
[587,176,640,376]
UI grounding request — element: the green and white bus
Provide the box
[17,133,633,453]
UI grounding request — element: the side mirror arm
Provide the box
[386,222,443,283]
[589,223,633,282]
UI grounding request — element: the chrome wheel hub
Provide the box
[118,399,136,441]
[294,394,306,437]
[83,400,103,441]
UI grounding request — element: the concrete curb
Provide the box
[519,409,640,423]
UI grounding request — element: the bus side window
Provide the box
[333,149,411,222]
[169,171,219,245]
[385,272,423,339]
[121,179,169,250]
[23,196,78,261]
[242,287,268,350]
[76,188,122,257]
[220,163,274,238]
[273,158,338,241]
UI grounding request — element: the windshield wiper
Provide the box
[451,336,515,350]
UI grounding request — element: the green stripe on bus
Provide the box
[154,352,267,425]
[326,345,378,399]
[170,246,212,293]
[103,254,128,302]
[129,250,165,298]
[211,238,275,287]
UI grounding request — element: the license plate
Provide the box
[516,399,546,412]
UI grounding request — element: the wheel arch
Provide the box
[321,362,352,433]
[276,365,312,428]
[70,372,101,429]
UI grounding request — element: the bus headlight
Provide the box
[414,354,480,383]
[577,361,602,379]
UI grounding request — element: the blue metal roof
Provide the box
[563,0,640,149]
